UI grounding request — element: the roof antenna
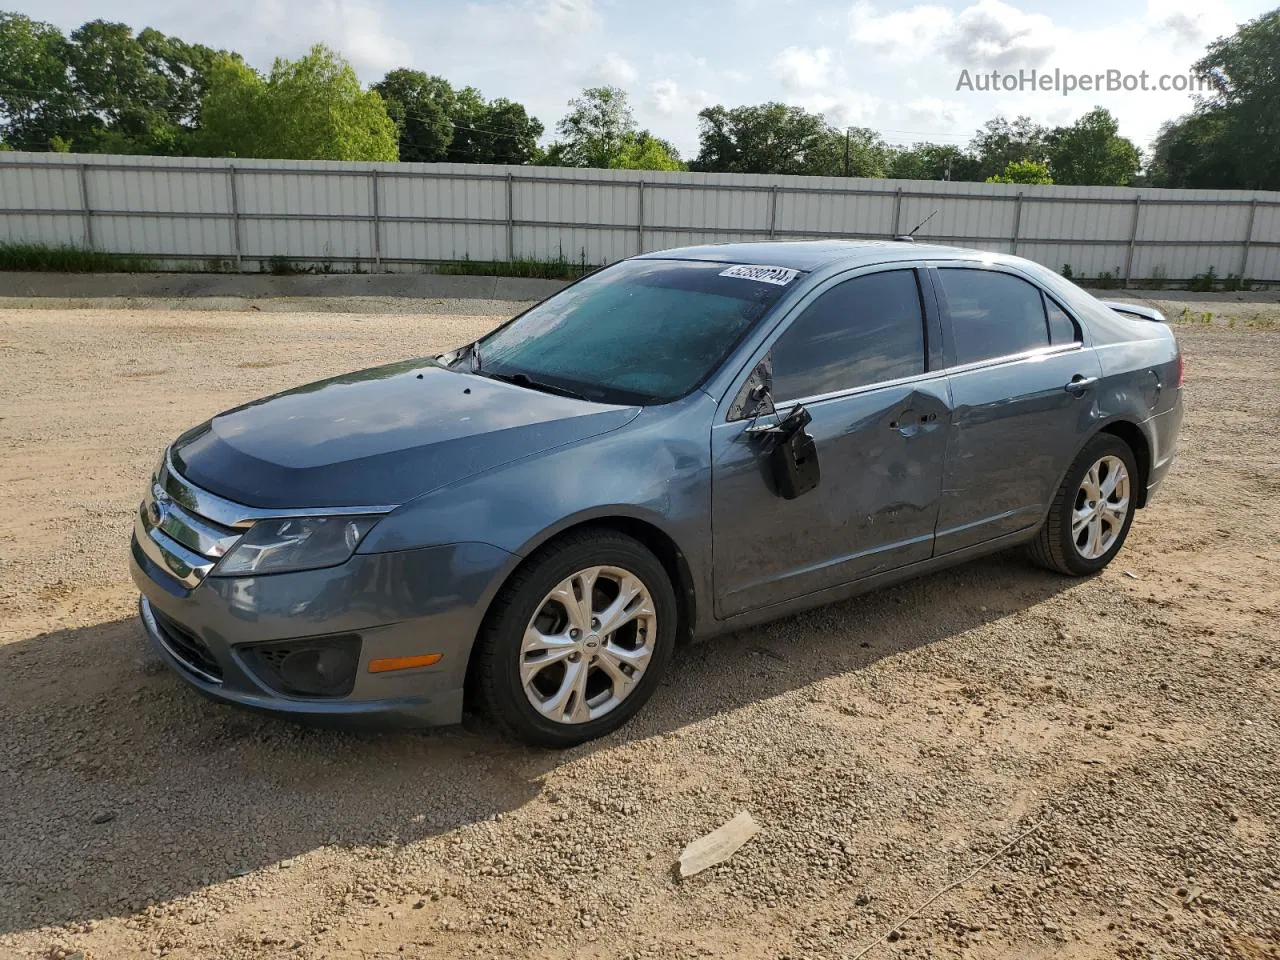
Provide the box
[895,209,938,242]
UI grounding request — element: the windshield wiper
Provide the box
[487,371,591,402]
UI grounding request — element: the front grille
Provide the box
[135,461,243,590]
[151,607,224,682]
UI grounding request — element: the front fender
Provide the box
[356,395,716,597]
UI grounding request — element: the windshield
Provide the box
[471,259,800,404]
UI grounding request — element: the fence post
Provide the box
[1239,198,1258,281]
[1122,195,1142,288]
[1010,192,1023,255]
[77,164,94,250]
[637,179,645,255]
[892,187,903,236]
[371,169,381,271]
[768,185,779,238]
[506,173,515,263]
[227,165,241,268]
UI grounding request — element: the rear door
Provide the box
[931,264,1103,555]
[711,266,952,618]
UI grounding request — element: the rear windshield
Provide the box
[475,259,799,404]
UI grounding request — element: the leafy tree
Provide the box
[692,102,829,175]
[1046,107,1140,186]
[195,45,397,161]
[1190,9,1280,189]
[611,131,682,170]
[0,12,75,150]
[1146,112,1238,188]
[373,69,456,162]
[986,160,1053,185]
[549,86,635,168]
[449,88,542,164]
[887,143,982,181]
[970,115,1049,180]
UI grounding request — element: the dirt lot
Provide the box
[0,302,1276,960]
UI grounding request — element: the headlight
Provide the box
[212,516,380,576]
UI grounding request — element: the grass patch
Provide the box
[0,242,155,273]
[436,254,594,281]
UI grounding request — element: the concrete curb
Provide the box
[0,271,569,302]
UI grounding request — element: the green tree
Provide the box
[887,143,982,181]
[970,115,1049,180]
[610,131,682,170]
[548,85,635,168]
[372,69,455,162]
[692,102,831,175]
[1046,107,1140,185]
[1191,9,1280,189]
[1146,112,1238,188]
[449,88,542,164]
[986,160,1053,184]
[0,12,76,151]
[195,45,397,161]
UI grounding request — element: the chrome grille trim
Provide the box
[160,451,397,530]
[134,511,213,589]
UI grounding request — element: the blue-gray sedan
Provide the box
[131,241,1184,746]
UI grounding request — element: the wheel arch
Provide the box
[462,513,699,709]
[1096,418,1152,508]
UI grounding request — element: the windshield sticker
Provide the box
[719,264,800,286]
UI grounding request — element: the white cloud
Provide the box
[850,0,1055,67]
[794,89,880,127]
[649,79,712,117]
[1144,0,1224,47]
[532,0,600,36]
[849,2,952,58]
[904,96,964,126]
[771,46,835,90]
[592,52,638,85]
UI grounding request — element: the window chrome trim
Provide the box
[161,450,397,529]
[766,342,1084,410]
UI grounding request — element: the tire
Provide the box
[472,529,678,748]
[1030,433,1139,576]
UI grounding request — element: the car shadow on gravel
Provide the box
[0,552,1076,935]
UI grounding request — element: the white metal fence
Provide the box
[2,151,1278,284]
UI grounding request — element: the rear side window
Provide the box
[938,268,1051,365]
[1045,296,1080,345]
[771,270,926,400]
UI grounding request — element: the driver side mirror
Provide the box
[732,356,821,500]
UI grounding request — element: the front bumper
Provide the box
[130,535,516,728]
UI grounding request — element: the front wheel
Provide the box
[1030,434,1138,576]
[472,529,678,748]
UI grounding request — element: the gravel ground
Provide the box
[0,301,1276,960]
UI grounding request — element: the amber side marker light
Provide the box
[368,654,443,673]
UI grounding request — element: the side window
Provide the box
[937,268,1050,365]
[771,270,926,400]
[1045,295,1081,345]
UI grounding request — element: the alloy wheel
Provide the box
[1072,455,1130,560]
[519,565,657,725]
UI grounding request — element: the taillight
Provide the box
[1175,353,1185,388]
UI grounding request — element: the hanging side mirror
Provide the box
[764,404,820,499]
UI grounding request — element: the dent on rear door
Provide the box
[937,349,1103,554]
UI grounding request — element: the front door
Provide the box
[931,265,1103,554]
[711,267,952,619]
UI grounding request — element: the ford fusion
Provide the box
[131,241,1183,747]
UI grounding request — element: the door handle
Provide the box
[1064,375,1097,396]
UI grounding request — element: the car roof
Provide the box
[635,239,998,272]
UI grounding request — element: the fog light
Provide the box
[242,635,361,697]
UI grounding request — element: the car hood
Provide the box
[171,360,641,509]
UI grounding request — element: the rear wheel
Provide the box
[473,529,677,748]
[1030,434,1138,576]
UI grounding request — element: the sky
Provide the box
[7,0,1276,157]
